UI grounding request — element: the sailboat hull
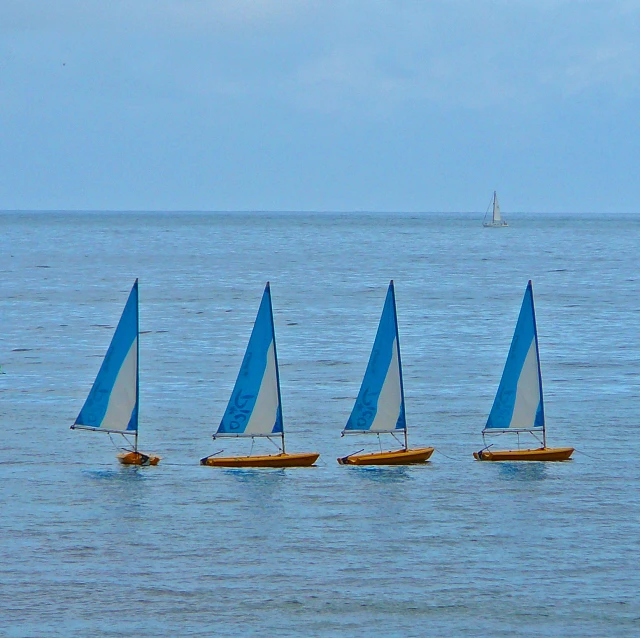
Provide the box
[473,447,573,461]
[200,452,320,468]
[117,451,161,466]
[337,447,434,465]
[483,221,508,228]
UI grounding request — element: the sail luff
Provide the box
[390,281,408,447]
[528,280,546,444]
[135,279,140,453]
[266,282,286,453]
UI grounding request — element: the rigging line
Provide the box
[573,447,597,460]
[265,436,283,452]
[108,432,133,452]
[390,431,404,448]
[434,447,466,462]
[161,462,208,467]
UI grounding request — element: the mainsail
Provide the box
[73,280,139,434]
[343,281,406,435]
[216,283,284,441]
[485,280,545,433]
[492,191,501,223]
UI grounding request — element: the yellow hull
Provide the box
[337,447,434,466]
[473,447,574,462]
[200,452,320,468]
[117,451,161,466]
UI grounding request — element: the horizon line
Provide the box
[0,208,630,215]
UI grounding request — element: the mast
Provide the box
[390,281,408,450]
[134,278,140,454]
[528,280,546,448]
[266,282,285,453]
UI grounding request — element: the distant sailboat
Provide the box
[474,281,573,461]
[71,280,160,466]
[201,283,319,468]
[483,191,508,228]
[337,281,434,465]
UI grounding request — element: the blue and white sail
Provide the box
[343,281,406,434]
[74,280,139,434]
[485,281,545,433]
[216,283,283,438]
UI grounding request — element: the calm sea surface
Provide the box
[0,212,639,636]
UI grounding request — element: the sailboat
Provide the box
[474,281,573,461]
[337,281,434,465]
[200,283,319,468]
[71,280,160,466]
[483,191,508,227]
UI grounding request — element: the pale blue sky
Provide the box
[0,1,638,212]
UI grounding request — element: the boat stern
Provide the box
[117,451,161,466]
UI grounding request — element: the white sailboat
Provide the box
[71,280,160,465]
[483,191,508,227]
[337,281,434,465]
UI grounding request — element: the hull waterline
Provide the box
[200,452,319,468]
[337,447,434,466]
[473,447,573,462]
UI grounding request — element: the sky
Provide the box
[0,0,638,212]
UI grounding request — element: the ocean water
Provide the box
[0,211,639,637]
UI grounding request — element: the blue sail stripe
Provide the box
[485,281,544,431]
[75,281,139,432]
[344,283,406,432]
[217,285,283,436]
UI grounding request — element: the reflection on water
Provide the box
[83,466,149,481]
[223,467,288,485]
[497,462,548,481]
[348,465,416,483]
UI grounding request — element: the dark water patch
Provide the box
[496,462,549,481]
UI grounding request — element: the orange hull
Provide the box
[338,447,434,466]
[200,452,319,468]
[473,447,574,462]
[117,451,161,466]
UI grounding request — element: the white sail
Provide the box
[492,192,501,223]
[368,337,403,432]
[242,341,281,436]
